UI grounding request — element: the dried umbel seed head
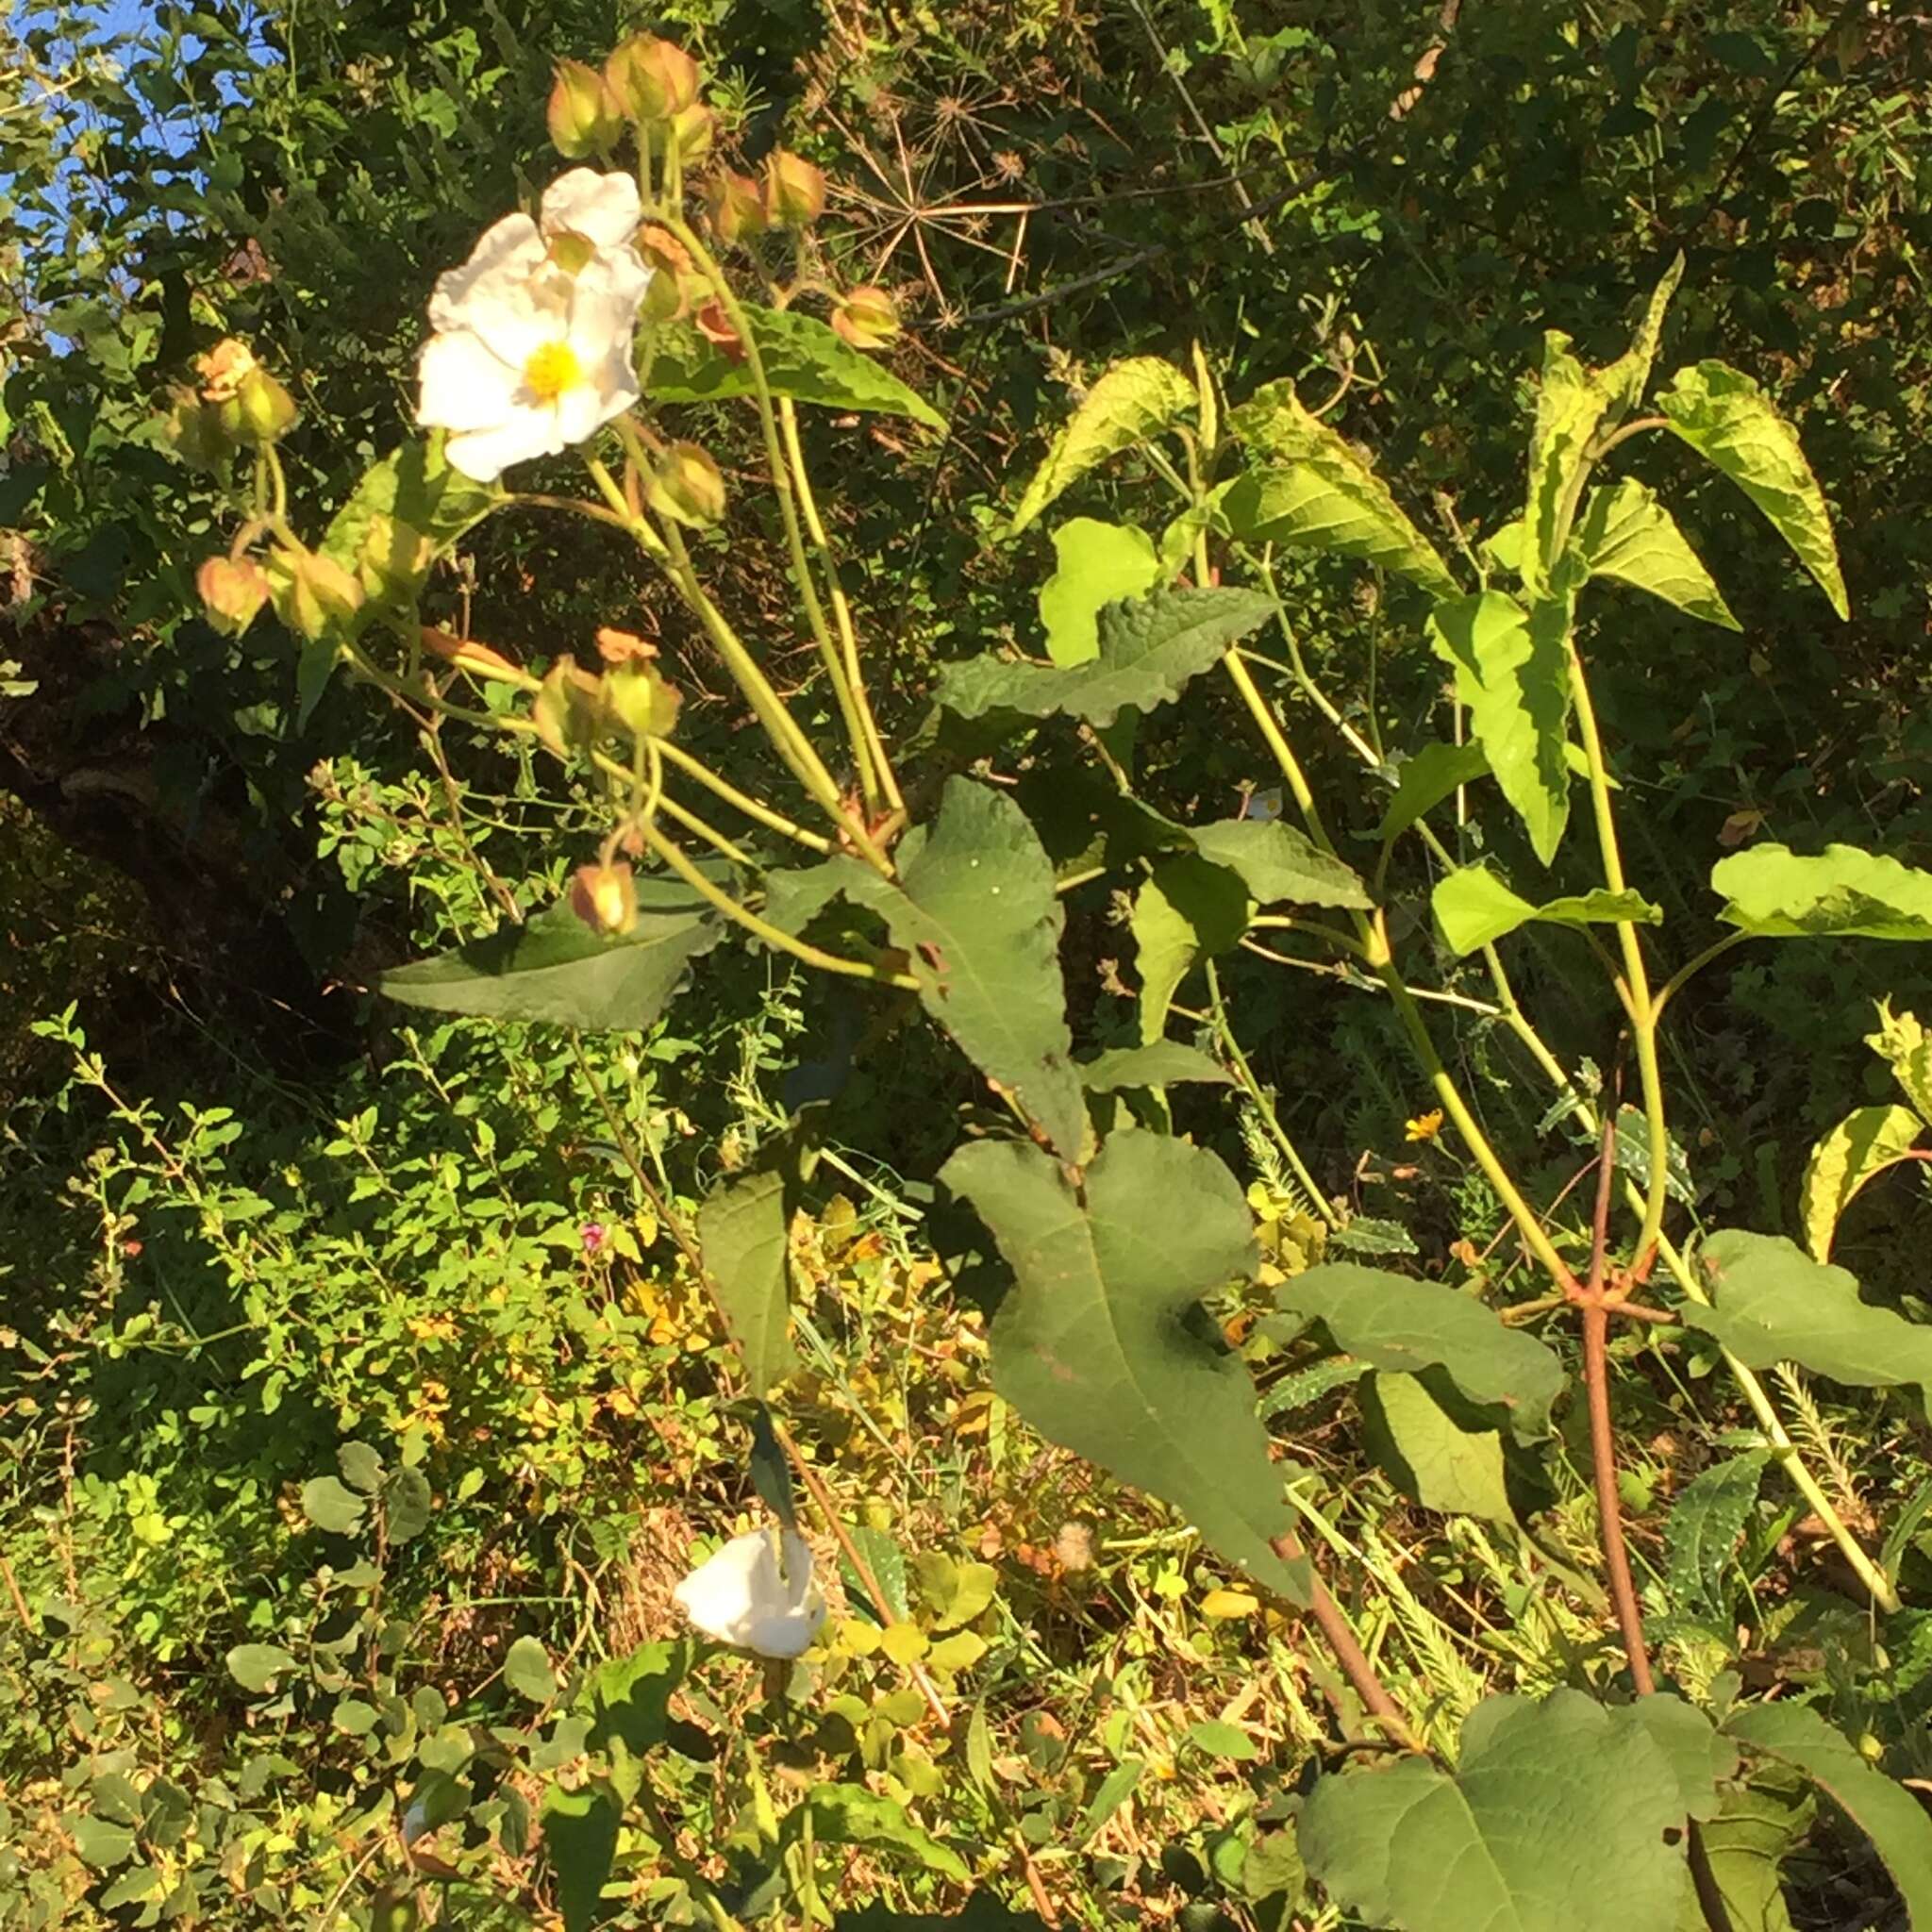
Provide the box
[266,547,364,641]
[1052,1521,1096,1574]
[570,860,639,936]
[604,34,700,125]
[705,171,767,246]
[547,58,622,158]
[651,441,726,527]
[762,149,826,228]
[830,284,899,351]
[196,556,270,637]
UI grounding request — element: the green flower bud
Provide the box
[532,658,602,757]
[356,513,435,607]
[603,662,682,741]
[762,149,826,228]
[570,860,638,937]
[221,365,299,444]
[668,102,714,165]
[196,556,270,637]
[650,441,726,527]
[706,171,767,246]
[830,284,900,351]
[604,34,699,125]
[548,58,622,158]
[266,546,364,641]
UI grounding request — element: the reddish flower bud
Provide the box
[547,58,622,158]
[692,300,746,363]
[570,861,639,936]
[196,556,270,636]
[762,149,826,228]
[604,34,699,125]
[650,441,726,527]
[830,284,900,351]
[705,171,767,246]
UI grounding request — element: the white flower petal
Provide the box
[428,212,544,333]
[416,330,520,434]
[541,169,643,251]
[553,372,632,448]
[566,250,651,357]
[673,1529,824,1658]
[443,411,566,483]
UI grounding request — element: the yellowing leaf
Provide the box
[1199,1588,1260,1620]
[879,1623,930,1665]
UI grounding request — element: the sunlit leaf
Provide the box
[1799,1105,1924,1262]
[1363,1372,1515,1521]
[1187,817,1371,908]
[1866,1002,1932,1121]
[1657,360,1848,618]
[698,1171,798,1397]
[1711,842,1932,940]
[1524,334,1609,597]
[1076,1041,1230,1091]
[943,1132,1310,1604]
[1038,519,1161,666]
[1575,478,1739,629]
[1130,856,1248,1044]
[803,1786,969,1881]
[1224,379,1457,595]
[1431,867,1659,955]
[1010,357,1195,533]
[1599,252,1684,415]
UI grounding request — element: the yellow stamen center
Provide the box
[523,341,584,403]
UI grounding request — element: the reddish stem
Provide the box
[1275,1531,1424,1751]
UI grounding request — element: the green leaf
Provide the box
[97,1864,163,1909]
[1725,1703,1932,1925]
[1076,1041,1230,1091]
[383,880,721,1029]
[1274,1264,1564,1438]
[842,1525,911,1624]
[1674,1764,1809,1932]
[591,1641,682,1755]
[225,1642,300,1693]
[1081,1759,1144,1840]
[697,1171,798,1397]
[332,1696,380,1737]
[1574,478,1740,629]
[1362,1371,1515,1521]
[1800,1104,1924,1261]
[542,1782,622,1932]
[1599,253,1684,416]
[1867,1002,1932,1121]
[504,1634,559,1705]
[1685,1230,1932,1395]
[1010,357,1195,533]
[804,1786,969,1882]
[1524,334,1610,597]
[1039,520,1161,667]
[1224,380,1457,595]
[385,1466,433,1542]
[1302,1690,1731,1932]
[937,585,1276,729]
[810,780,1086,1157]
[337,1441,384,1493]
[1431,868,1660,955]
[1426,591,1574,866]
[1664,1451,1768,1625]
[1657,360,1848,618]
[1186,1719,1260,1761]
[943,1132,1309,1604]
[1187,818,1372,909]
[644,306,945,430]
[1711,842,1932,941]
[70,1815,138,1870]
[1375,742,1489,841]
[301,1474,367,1535]
[1130,856,1249,1044]
[320,435,501,593]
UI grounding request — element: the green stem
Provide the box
[1569,641,1670,1262]
[1652,928,1752,1022]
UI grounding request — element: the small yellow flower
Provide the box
[1405,1108,1445,1142]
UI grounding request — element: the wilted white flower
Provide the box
[672,1527,824,1658]
[417,169,651,483]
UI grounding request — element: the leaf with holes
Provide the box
[1011,357,1195,533]
[1275,1263,1563,1438]
[938,586,1275,729]
[644,305,944,429]
[384,883,720,1029]
[1657,361,1847,618]
[1800,1105,1924,1262]
[1431,867,1659,956]
[1711,842,1932,941]
[1038,519,1161,667]
[1686,1231,1932,1397]
[1426,591,1574,866]
[698,1171,798,1397]
[1867,1003,1932,1122]
[1664,1451,1769,1626]
[943,1132,1308,1603]
[1575,478,1739,629]
[1224,380,1457,594]
[1302,1690,1732,1932]
[1724,1703,1932,1925]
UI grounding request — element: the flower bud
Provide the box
[603,662,682,740]
[595,626,658,664]
[160,389,229,471]
[706,171,767,246]
[668,102,714,165]
[762,149,826,228]
[570,860,639,937]
[605,34,700,125]
[634,225,693,325]
[692,300,745,363]
[547,58,622,158]
[196,556,270,637]
[830,284,900,351]
[267,546,364,641]
[650,441,726,527]
[422,626,525,682]
[532,657,601,756]
[196,339,298,445]
[356,513,434,606]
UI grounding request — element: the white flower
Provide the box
[673,1527,824,1658]
[417,170,652,483]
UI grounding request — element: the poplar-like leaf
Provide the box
[1599,252,1685,415]
[1010,357,1195,533]
[1130,857,1248,1044]
[943,1133,1309,1604]
[1575,477,1740,629]
[1524,333,1609,597]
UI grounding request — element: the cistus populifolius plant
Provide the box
[158,28,1932,1932]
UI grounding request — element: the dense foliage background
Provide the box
[5,1,1932,1926]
